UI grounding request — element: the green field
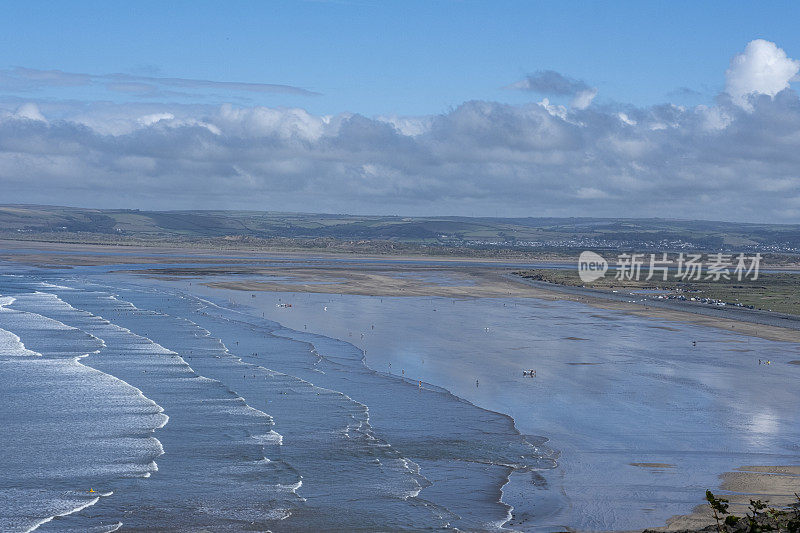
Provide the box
[2,205,800,255]
[515,269,800,315]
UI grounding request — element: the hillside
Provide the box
[1,205,799,254]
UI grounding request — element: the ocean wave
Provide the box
[1,489,114,533]
[30,285,306,528]
[0,327,41,357]
[189,294,557,530]
[25,278,553,530]
[182,294,521,528]
[0,290,170,531]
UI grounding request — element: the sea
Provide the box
[1,262,799,531]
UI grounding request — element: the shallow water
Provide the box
[3,264,799,531]
[1,270,558,531]
[183,281,800,531]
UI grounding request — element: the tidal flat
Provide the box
[1,250,799,531]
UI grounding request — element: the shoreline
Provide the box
[187,266,800,344]
[180,284,546,530]
[3,244,800,530]
[186,274,800,531]
[1,239,798,343]
[657,466,800,531]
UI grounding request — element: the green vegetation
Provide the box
[704,490,799,533]
[515,269,800,315]
[2,205,800,254]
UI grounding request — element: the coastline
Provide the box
[3,243,800,530]
[657,466,800,531]
[181,275,800,530]
[190,265,800,344]
[1,238,798,344]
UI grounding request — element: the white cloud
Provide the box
[217,103,329,141]
[376,115,432,136]
[725,39,800,109]
[138,113,175,126]
[697,105,732,131]
[1,41,800,222]
[571,88,597,110]
[537,98,568,120]
[13,103,46,122]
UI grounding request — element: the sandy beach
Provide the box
[184,265,800,344]
[184,265,800,529]
[659,466,800,531]
[2,240,799,530]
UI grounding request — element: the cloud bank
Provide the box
[1,40,799,222]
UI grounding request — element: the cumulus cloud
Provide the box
[507,70,598,109]
[570,88,598,110]
[2,92,800,221]
[13,103,46,122]
[137,113,175,126]
[1,42,800,222]
[725,39,800,109]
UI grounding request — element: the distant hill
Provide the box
[1,204,799,254]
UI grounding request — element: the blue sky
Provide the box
[1,2,800,221]
[2,1,797,115]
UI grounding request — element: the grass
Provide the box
[515,269,800,315]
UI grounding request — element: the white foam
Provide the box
[0,327,41,357]
[23,493,105,533]
[4,291,171,531]
[37,282,74,291]
[252,430,284,446]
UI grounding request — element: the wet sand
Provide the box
[3,241,799,529]
[193,266,800,344]
[188,268,800,530]
[2,239,798,343]
[182,277,800,530]
[661,466,800,530]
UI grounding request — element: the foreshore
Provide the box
[2,240,800,530]
[185,264,800,344]
[1,238,798,344]
[655,466,800,531]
